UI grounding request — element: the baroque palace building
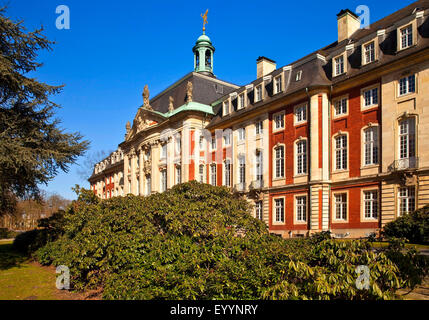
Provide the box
[89,0,429,238]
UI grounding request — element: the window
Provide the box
[364,190,378,219]
[224,160,231,187]
[136,178,140,195]
[363,87,378,107]
[296,196,307,222]
[239,156,246,184]
[296,140,307,175]
[255,121,263,135]
[334,98,347,116]
[175,136,181,154]
[161,144,167,159]
[335,135,347,170]
[296,70,302,82]
[255,151,263,183]
[335,193,347,220]
[398,187,415,216]
[211,136,217,150]
[199,135,204,150]
[274,198,285,223]
[399,118,416,160]
[399,75,416,96]
[223,100,230,116]
[255,201,263,220]
[145,174,151,195]
[238,127,246,141]
[274,146,285,178]
[364,127,379,165]
[274,75,282,94]
[160,170,167,192]
[255,85,262,102]
[274,113,284,130]
[175,166,181,184]
[238,93,245,109]
[199,164,205,183]
[400,24,413,50]
[334,55,345,76]
[223,132,231,146]
[295,105,307,124]
[364,41,375,64]
[210,164,217,186]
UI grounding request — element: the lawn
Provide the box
[0,240,82,300]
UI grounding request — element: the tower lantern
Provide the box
[193,9,215,76]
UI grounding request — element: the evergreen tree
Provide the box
[0,7,89,215]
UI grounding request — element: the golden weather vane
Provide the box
[201,9,208,32]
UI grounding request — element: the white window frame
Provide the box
[238,92,245,110]
[333,53,346,76]
[273,145,285,179]
[237,127,246,142]
[362,189,379,220]
[255,150,263,183]
[160,169,167,192]
[255,201,263,220]
[294,104,307,125]
[333,96,348,117]
[274,75,282,94]
[333,192,348,222]
[294,194,307,224]
[398,186,416,217]
[399,24,413,50]
[223,100,230,116]
[255,120,263,136]
[273,197,285,224]
[398,74,416,97]
[210,163,217,186]
[211,136,217,151]
[399,117,416,160]
[223,131,231,146]
[223,159,231,187]
[273,111,285,132]
[361,84,379,109]
[296,139,308,175]
[363,126,379,166]
[199,164,205,183]
[334,134,348,171]
[255,84,263,102]
[175,165,181,185]
[238,156,246,184]
[362,40,376,65]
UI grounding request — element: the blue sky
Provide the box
[5,0,414,199]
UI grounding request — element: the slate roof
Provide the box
[207,0,429,128]
[145,72,239,114]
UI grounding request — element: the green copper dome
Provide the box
[196,34,211,44]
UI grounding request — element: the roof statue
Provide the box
[168,96,174,112]
[143,85,152,110]
[186,81,193,103]
[126,121,131,134]
[201,9,208,33]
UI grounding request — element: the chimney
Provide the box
[337,9,360,43]
[256,56,276,79]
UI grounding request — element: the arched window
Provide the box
[196,52,200,69]
[205,50,211,68]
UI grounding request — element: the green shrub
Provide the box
[382,206,429,244]
[33,182,429,300]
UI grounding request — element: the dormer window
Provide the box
[296,71,302,82]
[400,24,413,50]
[274,75,282,94]
[238,93,245,110]
[363,41,375,64]
[334,54,345,76]
[223,100,229,116]
[255,85,262,102]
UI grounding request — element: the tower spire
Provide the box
[193,9,215,76]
